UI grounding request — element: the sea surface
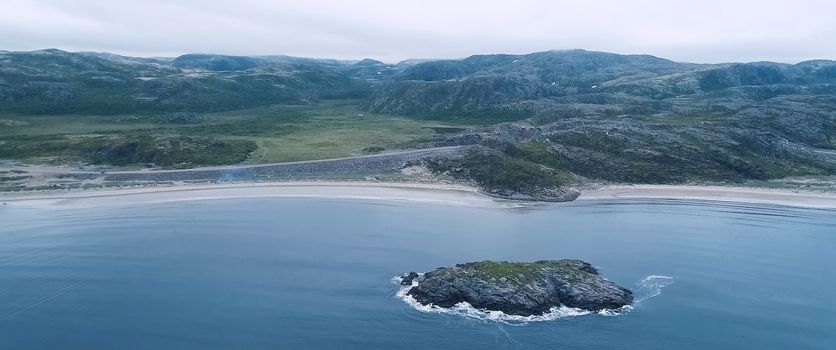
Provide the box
[1,197,834,349]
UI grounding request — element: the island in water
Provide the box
[399,260,633,316]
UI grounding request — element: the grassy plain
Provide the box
[0,100,475,166]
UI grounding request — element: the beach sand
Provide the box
[2,182,836,209]
[580,184,836,209]
[0,182,507,209]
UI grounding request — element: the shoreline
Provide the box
[579,184,836,209]
[0,181,510,209]
[2,181,836,209]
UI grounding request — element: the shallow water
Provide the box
[1,198,835,349]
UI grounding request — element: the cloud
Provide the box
[1,0,834,63]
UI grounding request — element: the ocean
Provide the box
[1,197,834,349]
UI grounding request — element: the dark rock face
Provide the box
[400,272,420,285]
[403,260,632,316]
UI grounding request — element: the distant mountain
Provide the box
[1,48,834,194]
[171,54,261,71]
[0,50,370,114]
[368,49,836,116]
[337,58,396,80]
[4,48,832,117]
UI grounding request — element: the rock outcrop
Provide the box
[401,260,632,316]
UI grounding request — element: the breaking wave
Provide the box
[634,275,675,303]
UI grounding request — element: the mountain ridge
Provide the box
[1,48,834,198]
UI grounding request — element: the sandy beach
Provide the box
[2,181,836,209]
[580,184,836,209]
[0,182,507,209]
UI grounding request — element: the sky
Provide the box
[1,0,834,63]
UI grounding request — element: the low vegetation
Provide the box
[460,260,592,284]
[0,101,471,165]
[85,136,257,167]
[0,134,256,167]
[424,150,572,194]
[1,49,834,193]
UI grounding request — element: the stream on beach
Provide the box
[1,197,834,349]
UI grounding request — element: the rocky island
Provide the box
[399,260,633,316]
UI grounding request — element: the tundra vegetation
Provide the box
[1,49,834,196]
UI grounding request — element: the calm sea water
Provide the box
[1,197,834,349]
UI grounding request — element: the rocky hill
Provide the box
[1,49,834,198]
[0,50,370,114]
[368,50,836,118]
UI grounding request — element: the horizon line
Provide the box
[2,47,833,66]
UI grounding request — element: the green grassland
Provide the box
[0,100,475,167]
[458,261,590,285]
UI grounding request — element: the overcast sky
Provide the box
[1,0,834,63]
